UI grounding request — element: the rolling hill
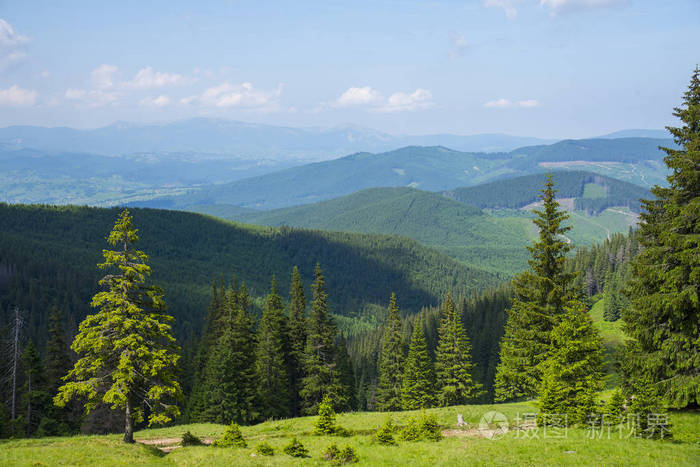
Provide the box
[0,204,498,346]
[133,137,670,211]
[213,187,534,276]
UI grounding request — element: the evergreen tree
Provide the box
[623,68,700,409]
[537,302,604,425]
[494,173,578,401]
[197,284,258,425]
[287,266,307,417]
[335,334,356,412]
[21,340,49,437]
[401,316,437,410]
[301,264,340,414]
[54,210,182,443]
[435,294,482,406]
[40,306,75,436]
[603,276,622,322]
[376,293,405,412]
[255,278,291,420]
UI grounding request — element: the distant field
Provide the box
[2,401,697,466]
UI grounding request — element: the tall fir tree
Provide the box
[376,293,405,412]
[494,173,578,401]
[54,210,182,443]
[300,263,340,414]
[197,284,258,425]
[401,316,437,410]
[435,294,482,406]
[255,278,292,420]
[287,266,307,417]
[537,302,604,425]
[623,68,700,409]
[335,334,357,412]
[21,340,49,437]
[39,306,75,435]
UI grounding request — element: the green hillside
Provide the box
[130,137,669,211]
[2,401,697,466]
[446,171,650,214]
[222,187,533,276]
[0,204,498,345]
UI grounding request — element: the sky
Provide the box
[0,0,698,138]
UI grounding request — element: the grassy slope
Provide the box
[229,187,534,276]
[589,296,627,388]
[2,401,697,466]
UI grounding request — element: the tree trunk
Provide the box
[124,397,134,443]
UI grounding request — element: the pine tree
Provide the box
[376,293,405,412]
[401,316,437,410]
[494,173,578,401]
[301,264,340,414]
[603,276,622,322]
[537,302,604,425]
[623,68,700,409]
[435,294,482,406]
[255,278,291,420]
[197,284,258,425]
[287,266,307,417]
[54,210,182,443]
[335,334,356,412]
[21,340,49,437]
[40,306,75,436]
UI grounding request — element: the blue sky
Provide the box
[0,0,698,137]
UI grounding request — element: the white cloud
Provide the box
[139,95,170,107]
[375,89,434,113]
[483,0,521,18]
[91,64,118,89]
[123,67,195,90]
[65,87,118,107]
[540,0,624,13]
[184,82,283,110]
[448,31,468,59]
[484,98,540,108]
[0,18,29,68]
[336,86,383,107]
[0,85,37,106]
[518,99,540,107]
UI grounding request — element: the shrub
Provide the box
[283,437,310,458]
[373,417,397,445]
[212,422,247,448]
[181,431,203,446]
[398,412,442,442]
[324,443,358,464]
[255,442,274,456]
[314,394,338,435]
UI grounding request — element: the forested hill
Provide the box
[217,187,533,276]
[0,204,498,345]
[446,171,650,214]
[129,137,670,211]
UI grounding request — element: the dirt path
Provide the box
[137,436,214,453]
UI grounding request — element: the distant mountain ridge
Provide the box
[135,137,670,211]
[0,118,556,161]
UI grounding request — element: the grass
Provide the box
[582,183,607,199]
[589,295,627,388]
[2,401,698,466]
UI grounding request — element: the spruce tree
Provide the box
[494,173,578,401]
[22,340,49,437]
[335,334,356,412]
[54,210,182,443]
[287,266,307,417]
[623,68,700,409]
[301,264,340,414]
[435,294,482,406]
[198,284,258,424]
[255,278,291,420]
[537,302,604,425]
[40,306,74,435]
[376,293,405,412]
[401,316,437,410]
